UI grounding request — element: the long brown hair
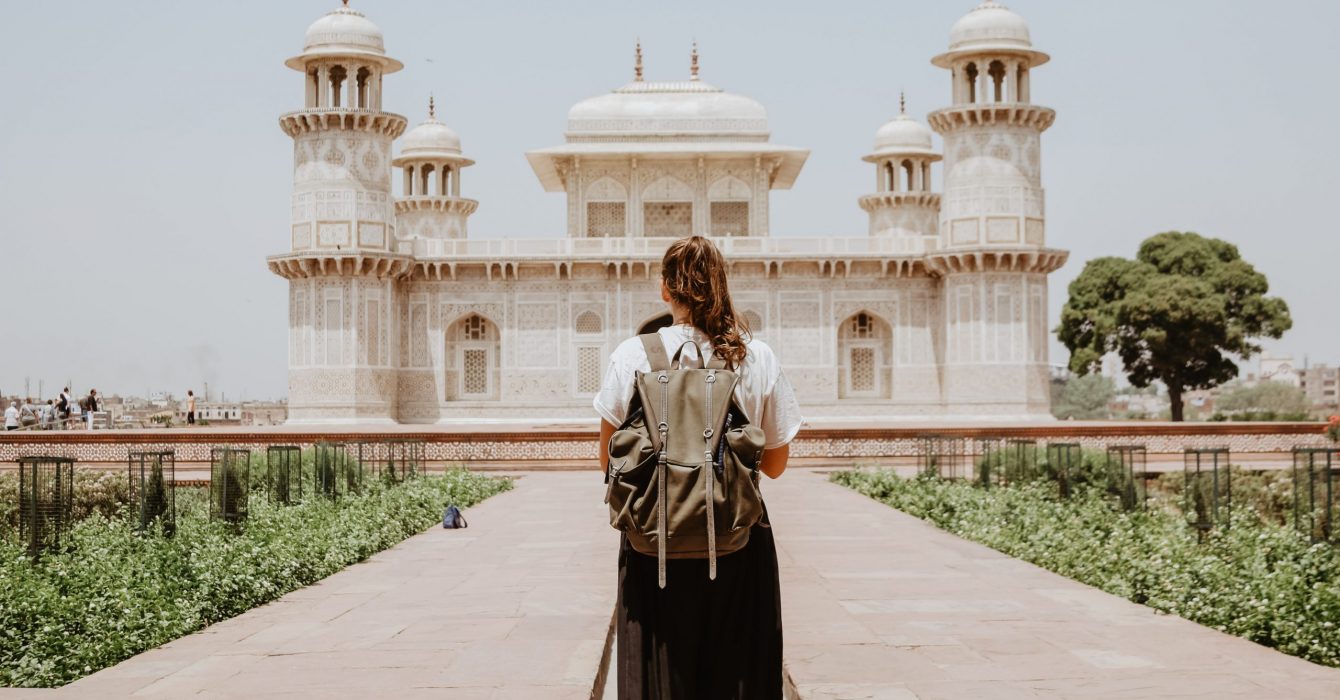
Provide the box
[661,236,750,368]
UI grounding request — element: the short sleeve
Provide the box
[592,343,637,426]
[759,368,804,449]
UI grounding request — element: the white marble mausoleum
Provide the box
[267,1,1068,424]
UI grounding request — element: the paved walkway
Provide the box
[768,470,1340,700]
[48,472,619,699]
[7,469,1340,699]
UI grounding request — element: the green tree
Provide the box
[1217,381,1309,415]
[1052,373,1116,420]
[1057,232,1291,421]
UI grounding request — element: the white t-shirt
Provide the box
[593,323,804,449]
[4,405,18,428]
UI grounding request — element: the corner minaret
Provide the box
[392,97,479,257]
[268,2,409,424]
[859,93,942,254]
[926,1,1068,418]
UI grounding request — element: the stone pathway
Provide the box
[7,469,1340,699]
[768,470,1340,700]
[43,472,619,699]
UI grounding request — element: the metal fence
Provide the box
[210,447,251,525]
[127,450,176,536]
[1184,447,1231,537]
[1292,447,1337,544]
[17,456,75,557]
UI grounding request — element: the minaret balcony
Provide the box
[925,247,1068,276]
[279,108,408,138]
[927,104,1055,133]
[859,192,941,212]
[266,250,414,280]
[394,197,479,216]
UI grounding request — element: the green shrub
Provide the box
[0,468,510,687]
[832,468,1340,668]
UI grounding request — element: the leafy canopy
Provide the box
[1057,232,1290,419]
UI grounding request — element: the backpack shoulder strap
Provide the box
[639,333,670,372]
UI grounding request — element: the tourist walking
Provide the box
[4,402,18,431]
[40,400,56,430]
[594,235,803,699]
[186,390,196,425]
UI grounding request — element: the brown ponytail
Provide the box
[660,236,750,368]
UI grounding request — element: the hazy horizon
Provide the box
[2,0,1337,401]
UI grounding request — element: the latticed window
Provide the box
[586,202,626,238]
[850,347,876,393]
[576,346,602,394]
[742,310,763,335]
[462,314,487,341]
[574,311,603,335]
[710,201,749,236]
[462,349,488,395]
[643,203,692,237]
[850,313,875,339]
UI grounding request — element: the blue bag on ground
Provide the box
[442,505,468,529]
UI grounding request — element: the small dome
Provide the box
[286,3,403,72]
[950,1,1031,51]
[402,118,462,157]
[932,2,1049,68]
[875,114,934,153]
[305,5,384,55]
[566,80,769,140]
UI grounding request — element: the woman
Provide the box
[594,235,803,699]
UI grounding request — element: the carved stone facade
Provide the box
[268,2,1068,424]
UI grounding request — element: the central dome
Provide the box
[566,80,769,141]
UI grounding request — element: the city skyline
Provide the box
[3,0,1338,400]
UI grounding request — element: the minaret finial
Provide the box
[428,94,435,119]
[690,40,699,80]
[635,39,644,82]
[900,90,906,115]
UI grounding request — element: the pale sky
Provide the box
[2,0,1337,401]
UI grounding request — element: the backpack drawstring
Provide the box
[704,369,718,581]
[657,371,670,589]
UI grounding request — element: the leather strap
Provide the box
[640,333,670,372]
[670,341,704,370]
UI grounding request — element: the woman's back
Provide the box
[594,322,801,450]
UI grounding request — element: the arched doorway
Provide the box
[638,313,673,335]
[445,313,500,401]
[838,311,892,399]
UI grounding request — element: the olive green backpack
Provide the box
[604,333,768,588]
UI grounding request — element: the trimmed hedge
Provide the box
[0,469,510,687]
[832,469,1340,668]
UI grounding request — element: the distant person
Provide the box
[40,400,55,430]
[18,400,37,429]
[187,390,196,425]
[84,389,99,429]
[4,402,17,431]
[56,388,71,429]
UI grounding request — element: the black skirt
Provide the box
[616,515,783,700]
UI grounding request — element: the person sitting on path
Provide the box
[594,235,804,699]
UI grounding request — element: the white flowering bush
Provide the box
[833,469,1340,668]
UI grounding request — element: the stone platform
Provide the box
[0,420,1327,473]
[7,468,1340,698]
